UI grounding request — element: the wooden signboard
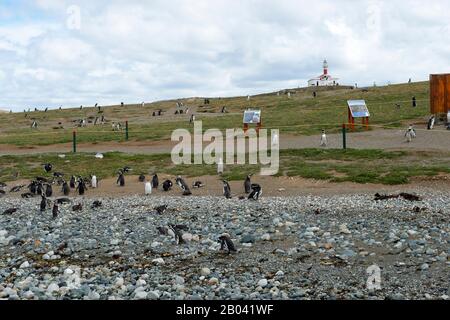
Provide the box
[430,74,450,115]
[243,110,262,134]
[347,100,370,130]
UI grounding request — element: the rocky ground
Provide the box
[0,193,449,300]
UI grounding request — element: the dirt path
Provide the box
[1,126,449,156]
[3,175,450,199]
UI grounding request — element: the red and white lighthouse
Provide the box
[308,59,339,87]
[323,59,328,75]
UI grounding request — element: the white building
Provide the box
[308,59,339,87]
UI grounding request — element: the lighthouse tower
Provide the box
[323,59,328,75]
[308,59,339,87]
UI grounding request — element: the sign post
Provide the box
[243,109,262,135]
[347,100,370,131]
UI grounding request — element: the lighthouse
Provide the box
[308,59,339,87]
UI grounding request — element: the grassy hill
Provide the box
[0,81,430,147]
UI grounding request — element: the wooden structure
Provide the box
[347,100,370,130]
[430,74,450,115]
[243,110,262,134]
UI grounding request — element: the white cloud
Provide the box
[1,0,450,110]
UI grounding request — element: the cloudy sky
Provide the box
[1,0,449,111]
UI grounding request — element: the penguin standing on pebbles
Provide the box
[40,195,47,212]
[45,183,53,197]
[428,116,435,130]
[219,233,237,254]
[320,130,328,147]
[152,174,159,189]
[169,224,185,245]
[222,180,232,199]
[139,174,146,183]
[248,184,262,200]
[244,175,252,194]
[117,170,125,187]
[52,202,59,219]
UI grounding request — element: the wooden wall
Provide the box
[430,74,450,114]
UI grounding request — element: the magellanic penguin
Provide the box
[145,181,152,195]
[45,183,53,197]
[222,180,232,199]
[91,175,97,188]
[320,130,328,147]
[168,224,185,245]
[76,177,87,195]
[70,176,76,189]
[244,175,252,194]
[152,174,159,189]
[62,181,70,196]
[219,233,237,254]
[44,163,52,173]
[117,170,125,187]
[162,180,173,192]
[176,176,192,196]
[40,195,47,212]
[427,116,435,130]
[248,184,262,200]
[405,126,415,143]
[138,174,146,182]
[52,202,59,219]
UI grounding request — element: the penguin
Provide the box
[76,178,86,195]
[219,233,237,254]
[40,195,47,212]
[138,174,146,182]
[21,193,35,199]
[154,205,168,215]
[52,202,59,219]
[56,198,71,204]
[117,171,125,187]
[10,185,25,193]
[405,126,415,143]
[244,175,252,194]
[248,184,262,200]
[70,176,76,189]
[222,180,232,199]
[44,163,53,173]
[62,181,70,196]
[192,181,204,188]
[145,181,152,195]
[0,190,5,197]
[152,174,159,189]
[427,116,435,130]
[320,130,328,147]
[122,166,132,173]
[91,200,102,209]
[45,184,53,197]
[175,176,191,196]
[91,175,97,188]
[162,180,173,192]
[72,204,83,212]
[53,172,64,178]
[2,208,18,215]
[168,224,185,245]
[36,182,43,196]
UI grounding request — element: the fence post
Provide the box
[73,130,77,153]
[125,120,129,140]
[342,124,347,150]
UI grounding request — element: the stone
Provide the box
[240,235,256,244]
[261,234,271,241]
[208,278,219,285]
[47,283,60,294]
[152,258,165,265]
[134,291,148,300]
[200,268,211,276]
[258,279,268,288]
[20,261,30,269]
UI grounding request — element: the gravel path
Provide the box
[1,127,449,156]
[1,194,449,300]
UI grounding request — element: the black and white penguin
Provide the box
[40,195,47,212]
[44,163,52,173]
[72,203,83,212]
[91,175,97,188]
[76,178,87,195]
[219,233,237,254]
[168,224,185,245]
[244,175,252,194]
[176,176,191,196]
[320,130,328,147]
[162,180,173,192]
[152,174,159,189]
[154,205,168,215]
[45,184,53,198]
[248,184,262,200]
[52,202,59,219]
[91,200,102,209]
[53,172,64,179]
[427,116,435,130]
[62,181,70,196]
[222,180,232,199]
[10,185,25,193]
[192,181,204,188]
[138,174,146,182]
[117,170,125,187]
[36,182,43,196]
[69,176,76,189]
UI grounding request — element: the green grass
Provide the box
[1,148,449,186]
[0,81,431,146]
